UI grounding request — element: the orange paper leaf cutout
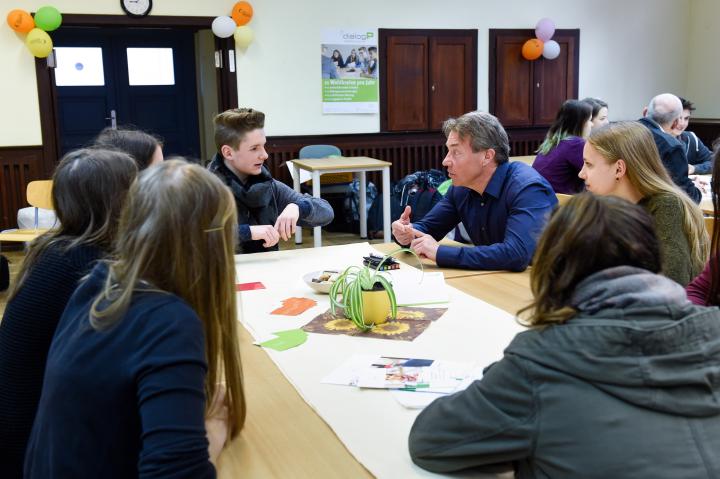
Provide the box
[271,297,317,316]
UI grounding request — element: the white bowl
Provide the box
[303,270,338,294]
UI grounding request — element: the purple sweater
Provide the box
[687,261,712,305]
[532,136,586,194]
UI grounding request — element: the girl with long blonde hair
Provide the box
[24,160,245,477]
[579,121,708,285]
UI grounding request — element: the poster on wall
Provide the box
[321,28,378,114]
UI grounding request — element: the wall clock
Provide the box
[121,0,152,18]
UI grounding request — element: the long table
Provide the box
[219,243,531,478]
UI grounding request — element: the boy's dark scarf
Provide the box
[208,156,278,252]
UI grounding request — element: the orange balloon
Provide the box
[6,9,35,33]
[521,38,544,61]
[231,1,253,26]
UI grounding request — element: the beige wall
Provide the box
[687,0,719,117]
[0,0,710,145]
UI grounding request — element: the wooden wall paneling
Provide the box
[0,147,45,231]
[264,129,545,192]
[689,119,720,149]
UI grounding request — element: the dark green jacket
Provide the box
[409,267,720,478]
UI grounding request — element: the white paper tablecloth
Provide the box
[235,243,523,478]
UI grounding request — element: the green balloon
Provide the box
[34,6,62,32]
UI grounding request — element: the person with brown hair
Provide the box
[409,193,720,478]
[93,126,164,170]
[24,160,244,477]
[532,99,593,193]
[208,108,333,253]
[669,97,714,175]
[0,148,138,478]
[581,97,609,130]
[579,121,708,285]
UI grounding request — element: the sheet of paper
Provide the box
[391,271,449,306]
[322,354,474,394]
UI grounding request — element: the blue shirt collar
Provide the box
[484,161,510,199]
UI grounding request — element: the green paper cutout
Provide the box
[259,329,308,351]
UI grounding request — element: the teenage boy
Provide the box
[208,108,334,253]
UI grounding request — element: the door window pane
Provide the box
[126,48,175,85]
[54,47,105,86]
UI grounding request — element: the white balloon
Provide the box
[542,40,561,60]
[212,16,236,38]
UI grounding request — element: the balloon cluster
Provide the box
[211,1,254,49]
[521,18,560,61]
[6,6,62,58]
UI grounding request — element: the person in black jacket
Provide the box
[669,97,715,175]
[0,148,138,479]
[638,93,701,203]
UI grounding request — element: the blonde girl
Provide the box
[579,121,708,285]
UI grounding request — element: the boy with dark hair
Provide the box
[207,108,333,253]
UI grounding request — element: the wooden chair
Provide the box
[556,193,573,206]
[509,155,536,166]
[0,180,54,245]
[705,216,714,238]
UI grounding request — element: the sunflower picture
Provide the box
[302,307,447,341]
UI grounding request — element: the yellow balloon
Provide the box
[25,28,53,58]
[234,26,254,48]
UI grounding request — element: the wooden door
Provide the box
[385,35,428,131]
[54,27,200,158]
[380,29,477,132]
[429,35,476,130]
[532,32,578,125]
[490,29,579,127]
[492,33,533,127]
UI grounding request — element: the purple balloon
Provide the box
[535,18,556,42]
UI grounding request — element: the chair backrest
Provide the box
[299,144,341,159]
[509,155,536,166]
[556,193,572,206]
[27,180,53,210]
[705,216,714,238]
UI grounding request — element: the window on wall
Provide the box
[54,47,105,86]
[126,47,175,86]
[379,29,477,132]
[489,29,580,127]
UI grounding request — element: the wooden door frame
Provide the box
[34,14,238,177]
[488,28,580,124]
[379,28,478,132]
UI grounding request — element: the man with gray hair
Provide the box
[638,93,701,203]
[392,111,557,271]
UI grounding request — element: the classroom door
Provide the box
[53,27,200,158]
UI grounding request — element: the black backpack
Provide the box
[1,255,9,292]
[367,169,447,235]
[394,169,447,222]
